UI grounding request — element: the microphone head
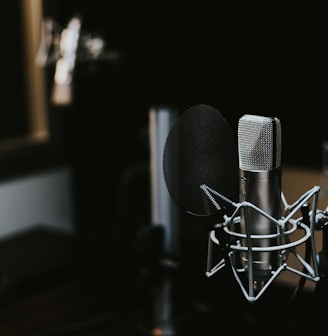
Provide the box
[238,115,281,171]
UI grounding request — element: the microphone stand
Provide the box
[148,105,181,336]
[300,206,328,333]
[134,224,181,336]
[151,243,180,336]
[316,209,328,277]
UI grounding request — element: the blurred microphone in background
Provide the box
[36,14,119,106]
[51,15,81,106]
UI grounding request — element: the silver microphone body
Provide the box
[238,115,282,289]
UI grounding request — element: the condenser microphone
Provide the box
[162,105,324,303]
[238,114,282,292]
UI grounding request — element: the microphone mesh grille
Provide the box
[238,115,281,171]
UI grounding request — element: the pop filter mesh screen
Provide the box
[163,104,238,216]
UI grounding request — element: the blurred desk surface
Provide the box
[282,165,328,209]
[0,227,218,335]
[0,228,139,336]
[274,166,328,291]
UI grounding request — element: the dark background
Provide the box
[42,0,327,169]
[0,1,327,335]
[3,2,327,180]
[42,1,327,233]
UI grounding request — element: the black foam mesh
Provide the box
[163,104,239,216]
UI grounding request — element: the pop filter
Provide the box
[162,104,238,217]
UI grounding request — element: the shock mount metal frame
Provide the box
[202,184,323,302]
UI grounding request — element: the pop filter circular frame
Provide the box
[162,104,239,217]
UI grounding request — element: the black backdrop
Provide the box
[42,1,327,170]
[1,1,325,233]
[40,1,328,234]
